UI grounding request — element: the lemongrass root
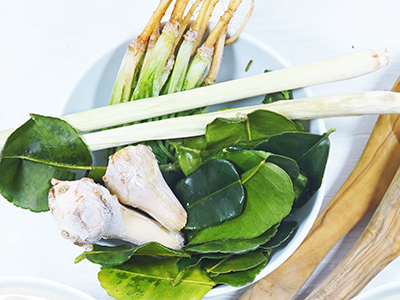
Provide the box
[203,23,228,84]
[82,91,400,151]
[225,0,255,45]
[201,0,243,49]
[191,0,221,56]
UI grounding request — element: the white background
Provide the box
[1,0,400,299]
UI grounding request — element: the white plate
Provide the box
[353,283,400,300]
[61,27,326,298]
[0,277,96,300]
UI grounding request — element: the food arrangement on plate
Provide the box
[0,1,399,299]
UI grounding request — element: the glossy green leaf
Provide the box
[209,252,269,287]
[261,220,298,249]
[255,131,331,206]
[173,253,229,286]
[203,110,298,154]
[0,114,93,212]
[185,224,279,255]
[76,242,190,266]
[213,148,300,180]
[293,172,308,201]
[189,162,294,244]
[172,142,202,176]
[159,162,185,189]
[211,148,269,172]
[99,256,215,300]
[206,250,267,274]
[176,159,245,230]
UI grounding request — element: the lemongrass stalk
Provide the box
[183,43,214,89]
[183,0,243,90]
[131,0,190,100]
[82,91,400,151]
[141,25,161,69]
[49,48,391,130]
[109,0,173,105]
[165,0,216,94]
[57,49,390,129]
[165,38,195,93]
[171,0,203,52]
[191,0,220,56]
[157,0,201,88]
[0,48,389,148]
[203,23,228,85]
[225,0,254,46]
[159,54,176,91]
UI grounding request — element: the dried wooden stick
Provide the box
[305,157,400,299]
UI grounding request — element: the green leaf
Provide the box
[98,256,215,300]
[293,172,308,201]
[0,114,93,212]
[189,162,294,244]
[211,148,270,172]
[76,242,190,266]
[172,142,202,176]
[159,162,185,190]
[261,221,298,249]
[173,253,229,286]
[209,252,269,287]
[206,250,267,274]
[255,131,331,206]
[176,159,245,230]
[185,224,279,255]
[213,148,300,180]
[203,110,298,155]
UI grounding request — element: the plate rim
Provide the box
[0,276,96,300]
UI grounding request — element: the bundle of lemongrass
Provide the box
[105,0,254,162]
[110,0,254,105]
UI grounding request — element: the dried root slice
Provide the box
[48,178,185,250]
[103,145,187,232]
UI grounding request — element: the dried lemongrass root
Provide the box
[203,22,228,85]
[48,178,185,250]
[103,145,187,232]
[224,0,254,46]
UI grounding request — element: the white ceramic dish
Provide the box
[353,283,400,300]
[61,28,326,298]
[0,277,96,300]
